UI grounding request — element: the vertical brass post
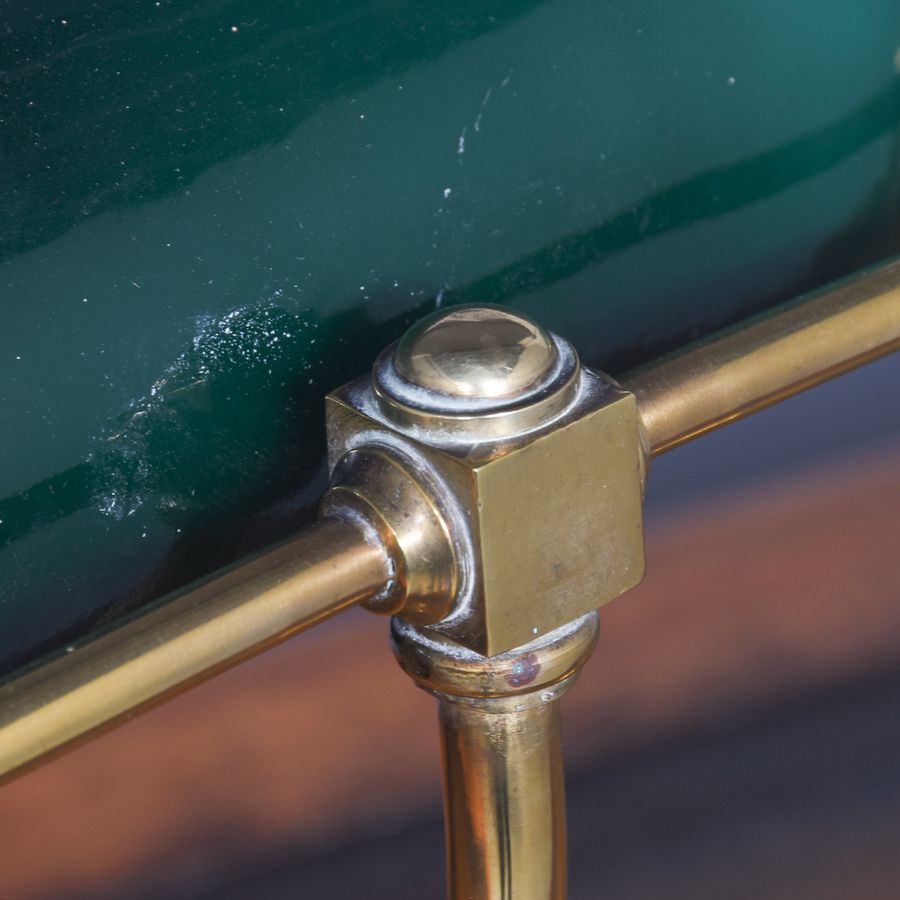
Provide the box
[392,613,599,900]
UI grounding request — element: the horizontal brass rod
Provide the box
[622,259,900,455]
[0,517,390,783]
[3,259,897,784]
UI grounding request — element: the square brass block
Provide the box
[326,372,646,656]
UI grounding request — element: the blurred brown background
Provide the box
[1,355,898,899]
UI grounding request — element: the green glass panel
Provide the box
[3,0,900,677]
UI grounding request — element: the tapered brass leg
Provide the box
[392,612,599,900]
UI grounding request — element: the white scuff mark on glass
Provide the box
[96,492,120,517]
[435,288,445,309]
[474,112,482,133]
[727,76,736,85]
[230,25,238,33]
[443,187,452,199]
[501,70,513,88]
[482,86,493,107]
[457,126,467,156]
[91,300,316,521]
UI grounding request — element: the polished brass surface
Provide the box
[370,305,580,439]
[0,517,389,783]
[623,259,900,455]
[371,350,580,440]
[322,447,457,623]
[392,613,599,900]
[328,307,645,655]
[393,306,559,403]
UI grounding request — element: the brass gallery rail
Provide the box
[624,258,900,455]
[2,260,899,783]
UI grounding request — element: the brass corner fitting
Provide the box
[324,305,646,656]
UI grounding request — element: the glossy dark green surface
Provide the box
[3,0,900,678]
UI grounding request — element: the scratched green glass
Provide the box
[3,0,900,677]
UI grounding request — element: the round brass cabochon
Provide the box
[393,306,559,402]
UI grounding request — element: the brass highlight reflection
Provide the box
[394,306,559,402]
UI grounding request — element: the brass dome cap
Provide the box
[371,304,580,437]
[393,306,558,403]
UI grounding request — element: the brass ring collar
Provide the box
[391,612,599,700]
